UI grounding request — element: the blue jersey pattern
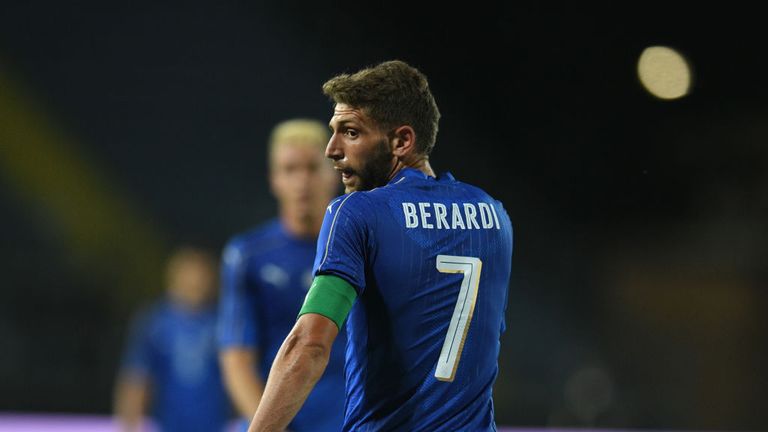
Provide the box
[121,300,229,432]
[218,219,346,431]
[314,168,513,432]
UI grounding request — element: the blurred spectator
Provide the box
[113,247,230,432]
[217,119,346,431]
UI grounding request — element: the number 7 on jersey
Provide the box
[434,254,483,382]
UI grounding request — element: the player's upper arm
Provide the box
[120,307,155,378]
[299,275,357,330]
[218,239,259,349]
[313,193,371,295]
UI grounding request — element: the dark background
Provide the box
[1,2,766,429]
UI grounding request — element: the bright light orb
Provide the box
[637,46,692,100]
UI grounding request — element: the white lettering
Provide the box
[489,203,501,229]
[451,203,465,229]
[419,202,434,229]
[478,203,494,228]
[434,203,448,229]
[403,202,418,228]
[403,201,500,230]
[464,203,480,229]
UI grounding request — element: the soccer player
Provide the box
[218,119,346,431]
[247,60,513,432]
[114,246,230,432]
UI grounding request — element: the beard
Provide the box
[350,137,394,192]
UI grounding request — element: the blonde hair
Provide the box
[268,119,329,163]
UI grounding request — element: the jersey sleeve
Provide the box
[313,193,369,295]
[120,307,154,378]
[496,199,514,334]
[217,239,260,349]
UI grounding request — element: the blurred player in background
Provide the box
[218,119,346,431]
[248,60,514,432]
[114,246,230,432]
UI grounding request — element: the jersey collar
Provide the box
[386,167,456,185]
[438,172,455,182]
[390,167,456,184]
[388,167,429,184]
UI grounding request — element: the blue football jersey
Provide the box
[121,300,230,432]
[314,168,513,432]
[218,219,346,432]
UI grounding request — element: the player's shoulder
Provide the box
[222,219,286,260]
[452,175,511,212]
[440,173,513,227]
[449,175,498,201]
[228,218,284,246]
[130,299,168,331]
[325,191,375,216]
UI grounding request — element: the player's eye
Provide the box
[344,129,359,139]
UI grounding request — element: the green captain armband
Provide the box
[298,275,358,329]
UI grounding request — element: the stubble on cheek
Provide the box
[356,138,393,191]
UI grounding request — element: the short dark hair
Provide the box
[322,60,441,155]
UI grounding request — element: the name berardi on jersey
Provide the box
[402,201,501,230]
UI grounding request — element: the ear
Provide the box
[391,125,417,158]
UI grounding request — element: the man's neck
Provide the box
[388,157,435,181]
[280,211,322,239]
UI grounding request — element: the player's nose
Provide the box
[325,135,343,161]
